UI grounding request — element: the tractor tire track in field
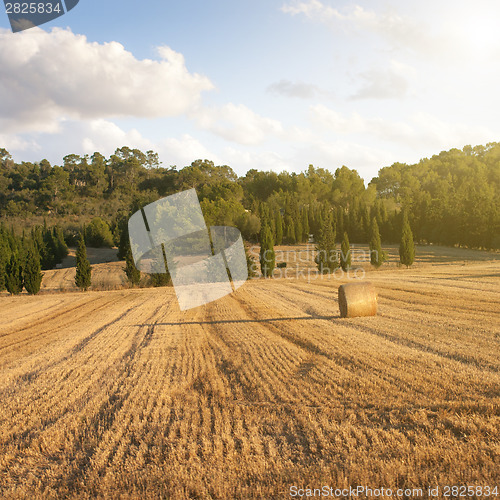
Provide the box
[0,261,498,498]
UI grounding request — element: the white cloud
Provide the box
[78,120,155,156]
[2,119,221,170]
[281,1,447,58]
[2,119,155,164]
[350,60,416,100]
[309,104,498,153]
[192,103,284,145]
[159,135,219,167]
[281,0,344,20]
[267,79,334,99]
[0,133,39,154]
[0,27,214,133]
[222,147,290,173]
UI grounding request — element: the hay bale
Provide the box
[338,282,377,318]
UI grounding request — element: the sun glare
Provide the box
[458,7,500,52]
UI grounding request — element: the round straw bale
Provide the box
[338,282,377,318]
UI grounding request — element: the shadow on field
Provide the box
[134,314,340,327]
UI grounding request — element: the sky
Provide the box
[1,0,500,182]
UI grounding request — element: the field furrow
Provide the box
[0,260,498,498]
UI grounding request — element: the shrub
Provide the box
[85,218,114,248]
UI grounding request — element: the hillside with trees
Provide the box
[1,142,499,255]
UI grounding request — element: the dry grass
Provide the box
[0,249,499,498]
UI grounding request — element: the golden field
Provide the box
[0,246,499,498]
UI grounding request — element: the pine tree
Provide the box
[5,253,23,295]
[259,224,275,278]
[369,218,386,268]
[24,244,43,295]
[340,231,351,271]
[399,212,415,268]
[275,211,283,246]
[75,233,92,291]
[315,214,338,273]
[125,245,141,286]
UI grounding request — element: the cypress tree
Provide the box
[315,214,338,273]
[246,245,257,278]
[379,202,389,242]
[0,259,5,292]
[5,253,23,295]
[75,233,92,291]
[150,243,172,287]
[361,204,371,242]
[369,218,386,268]
[275,211,283,246]
[125,245,141,286]
[399,212,415,268]
[340,231,351,271]
[42,225,57,269]
[302,208,310,242]
[296,219,303,244]
[24,244,43,295]
[259,224,275,278]
[0,232,8,292]
[54,226,68,263]
[285,215,296,244]
[336,207,344,243]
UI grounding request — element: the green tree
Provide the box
[315,215,338,273]
[275,211,283,246]
[236,212,261,242]
[0,259,5,292]
[302,207,310,241]
[53,227,68,263]
[24,244,43,295]
[0,231,9,291]
[5,253,23,295]
[85,217,114,248]
[285,215,296,244]
[75,233,92,291]
[336,207,344,243]
[125,245,141,286]
[245,245,257,278]
[295,218,303,244]
[340,232,351,271]
[150,273,171,287]
[399,212,415,268]
[259,224,275,278]
[369,218,386,268]
[149,244,172,287]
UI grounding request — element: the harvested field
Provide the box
[0,251,499,498]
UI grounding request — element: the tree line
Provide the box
[0,223,68,294]
[2,142,498,252]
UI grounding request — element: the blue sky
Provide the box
[1,0,500,181]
